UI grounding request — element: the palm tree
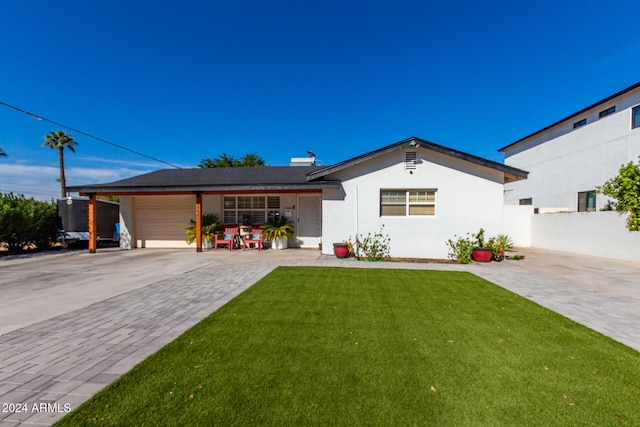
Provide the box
[42,130,78,198]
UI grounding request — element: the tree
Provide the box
[42,130,78,198]
[198,152,265,168]
[238,153,265,167]
[0,193,58,252]
[596,156,640,231]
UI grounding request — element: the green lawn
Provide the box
[56,267,640,426]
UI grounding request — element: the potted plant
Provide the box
[185,214,223,249]
[490,234,514,261]
[471,228,492,262]
[262,217,294,250]
[333,237,356,258]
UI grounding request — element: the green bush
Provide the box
[356,226,391,261]
[597,157,640,231]
[446,233,474,264]
[0,193,58,253]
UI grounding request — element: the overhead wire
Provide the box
[0,100,182,169]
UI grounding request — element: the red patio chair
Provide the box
[242,226,264,251]
[214,225,239,251]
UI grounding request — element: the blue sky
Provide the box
[1,0,639,200]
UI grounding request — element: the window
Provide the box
[380,189,436,216]
[573,118,587,129]
[577,191,596,212]
[632,106,640,129]
[223,195,280,224]
[598,106,615,118]
[519,198,532,206]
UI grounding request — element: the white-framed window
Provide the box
[380,189,436,216]
[223,195,280,224]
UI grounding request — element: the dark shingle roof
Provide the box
[67,166,340,194]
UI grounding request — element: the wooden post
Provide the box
[195,192,203,252]
[88,194,97,253]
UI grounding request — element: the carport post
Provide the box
[195,192,203,252]
[88,193,97,253]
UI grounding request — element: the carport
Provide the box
[66,166,340,253]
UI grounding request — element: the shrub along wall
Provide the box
[0,193,58,253]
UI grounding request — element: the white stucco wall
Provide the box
[321,148,507,259]
[503,204,533,247]
[531,211,640,262]
[503,88,640,211]
[118,196,134,250]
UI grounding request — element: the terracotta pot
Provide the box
[472,247,493,262]
[333,243,350,258]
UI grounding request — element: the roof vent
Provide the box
[405,151,417,170]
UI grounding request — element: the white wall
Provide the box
[503,204,533,247]
[503,88,640,211]
[531,211,640,262]
[322,148,507,259]
[119,196,133,250]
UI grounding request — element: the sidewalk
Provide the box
[1,247,639,426]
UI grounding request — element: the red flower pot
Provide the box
[472,247,492,262]
[333,243,350,258]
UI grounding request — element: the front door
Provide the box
[296,194,321,248]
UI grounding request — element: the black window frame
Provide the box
[598,106,616,118]
[577,191,596,212]
[632,105,640,129]
[573,118,587,129]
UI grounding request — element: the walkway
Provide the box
[0,247,638,426]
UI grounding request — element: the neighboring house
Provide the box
[499,82,640,261]
[500,81,640,212]
[67,137,527,259]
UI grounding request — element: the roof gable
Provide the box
[307,137,528,183]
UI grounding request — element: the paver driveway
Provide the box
[0,247,638,426]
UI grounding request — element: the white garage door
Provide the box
[134,195,195,248]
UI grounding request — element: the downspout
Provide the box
[355,184,359,242]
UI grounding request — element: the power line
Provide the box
[0,100,182,169]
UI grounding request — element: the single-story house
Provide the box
[67,137,528,259]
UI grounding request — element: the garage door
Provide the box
[134,195,194,248]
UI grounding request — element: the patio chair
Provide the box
[214,224,239,251]
[242,226,264,251]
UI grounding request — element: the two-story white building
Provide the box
[500,81,640,212]
[499,82,640,261]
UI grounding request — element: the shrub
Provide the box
[596,157,640,231]
[446,233,474,264]
[0,193,58,253]
[357,227,391,261]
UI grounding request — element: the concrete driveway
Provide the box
[0,247,639,426]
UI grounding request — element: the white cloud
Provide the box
[0,162,154,201]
